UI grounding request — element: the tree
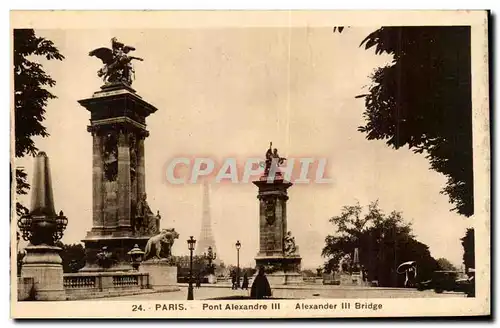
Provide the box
[13,29,64,217]
[437,258,457,271]
[171,255,208,280]
[334,27,473,217]
[17,251,25,276]
[322,200,438,287]
[461,228,475,271]
[55,242,86,273]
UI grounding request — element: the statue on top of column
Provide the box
[263,142,286,176]
[89,37,144,86]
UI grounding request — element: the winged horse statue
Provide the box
[89,37,144,86]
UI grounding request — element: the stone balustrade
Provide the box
[64,275,97,289]
[113,275,139,287]
[63,272,149,296]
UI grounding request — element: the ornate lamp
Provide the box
[187,236,196,300]
[96,246,114,268]
[187,236,196,252]
[55,211,68,241]
[235,240,241,288]
[128,244,145,271]
[204,246,217,275]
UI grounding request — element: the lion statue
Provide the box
[144,228,179,260]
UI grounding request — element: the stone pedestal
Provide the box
[139,259,178,290]
[78,83,160,272]
[21,245,65,301]
[255,254,303,286]
[338,272,368,286]
[80,236,150,272]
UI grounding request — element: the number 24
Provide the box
[132,305,144,311]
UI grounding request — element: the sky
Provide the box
[15,27,474,269]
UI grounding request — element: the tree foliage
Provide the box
[461,228,475,270]
[13,29,64,217]
[55,242,86,273]
[334,27,473,217]
[322,201,439,287]
[436,258,457,271]
[19,242,86,273]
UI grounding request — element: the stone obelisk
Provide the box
[19,152,67,301]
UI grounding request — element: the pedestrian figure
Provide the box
[405,266,417,288]
[362,266,369,282]
[231,271,237,290]
[250,266,272,299]
[242,273,249,290]
[236,274,241,289]
[196,273,201,289]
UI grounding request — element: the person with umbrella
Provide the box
[397,261,417,287]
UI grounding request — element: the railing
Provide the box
[113,275,139,287]
[64,276,97,289]
[63,272,149,294]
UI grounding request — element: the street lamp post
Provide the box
[235,240,241,288]
[187,236,196,300]
[204,246,217,274]
[204,246,217,284]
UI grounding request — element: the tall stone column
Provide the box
[117,129,131,229]
[253,146,302,285]
[92,132,104,229]
[79,78,159,271]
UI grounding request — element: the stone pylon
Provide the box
[78,81,159,272]
[20,152,66,301]
[253,144,302,285]
[195,181,217,257]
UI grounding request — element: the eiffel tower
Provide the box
[195,181,217,257]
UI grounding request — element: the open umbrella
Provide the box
[397,261,416,274]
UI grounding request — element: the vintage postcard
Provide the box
[10,10,490,318]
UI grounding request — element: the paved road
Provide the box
[109,285,465,301]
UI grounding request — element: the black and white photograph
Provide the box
[10,10,490,318]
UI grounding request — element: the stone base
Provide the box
[254,255,303,286]
[139,259,177,289]
[258,271,304,286]
[338,273,369,286]
[21,245,65,301]
[255,254,302,273]
[80,236,150,272]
